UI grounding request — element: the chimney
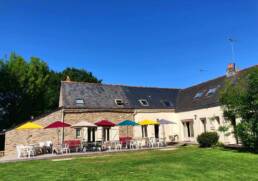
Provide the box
[226,63,236,77]
[65,76,71,82]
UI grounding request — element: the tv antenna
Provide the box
[228,38,237,61]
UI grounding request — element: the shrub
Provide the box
[197,132,219,147]
[236,122,258,152]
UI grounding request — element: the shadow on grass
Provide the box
[217,144,258,154]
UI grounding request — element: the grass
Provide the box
[1,146,258,181]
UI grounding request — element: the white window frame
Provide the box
[115,99,124,106]
[75,128,81,138]
[75,99,84,104]
[206,88,217,96]
[139,99,149,106]
[194,91,204,99]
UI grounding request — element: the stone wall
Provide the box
[5,110,62,157]
[63,111,134,140]
[4,109,134,157]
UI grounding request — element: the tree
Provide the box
[0,53,101,130]
[220,66,258,151]
[61,68,102,83]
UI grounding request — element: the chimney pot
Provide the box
[226,63,236,77]
[65,76,71,82]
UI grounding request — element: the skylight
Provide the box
[75,99,84,104]
[139,99,149,106]
[115,99,124,106]
[161,100,173,107]
[206,88,217,96]
[194,91,204,99]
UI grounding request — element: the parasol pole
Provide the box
[62,110,65,145]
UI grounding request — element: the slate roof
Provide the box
[60,65,257,112]
[60,82,180,109]
[176,65,258,112]
[175,76,225,112]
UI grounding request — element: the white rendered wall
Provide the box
[176,106,236,144]
[133,112,179,142]
[133,107,236,144]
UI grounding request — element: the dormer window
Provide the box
[139,99,149,106]
[115,99,124,106]
[161,100,172,107]
[194,91,204,99]
[75,99,84,104]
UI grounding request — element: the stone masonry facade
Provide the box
[4,109,134,156]
[4,110,62,156]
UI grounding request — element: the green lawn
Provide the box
[1,146,258,181]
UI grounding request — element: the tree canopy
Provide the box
[0,53,101,130]
[220,66,258,151]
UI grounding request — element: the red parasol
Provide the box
[95,120,116,142]
[95,120,116,127]
[45,121,71,129]
[45,121,71,145]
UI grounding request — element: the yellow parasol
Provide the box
[138,120,159,125]
[16,121,43,144]
[16,122,43,130]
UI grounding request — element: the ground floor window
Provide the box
[102,127,110,141]
[154,125,159,138]
[75,128,81,138]
[87,127,96,142]
[183,121,194,138]
[142,125,148,138]
[201,118,207,133]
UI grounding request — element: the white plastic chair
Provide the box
[16,145,26,158]
[159,138,166,147]
[61,144,70,154]
[149,137,156,148]
[130,140,139,149]
[134,140,142,149]
[45,141,53,153]
[25,145,35,158]
[156,138,162,148]
[114,141,122,150]
[38,142,45,147]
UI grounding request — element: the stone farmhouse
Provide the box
[4,64,257,156]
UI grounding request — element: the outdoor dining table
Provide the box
[81,141,102,151]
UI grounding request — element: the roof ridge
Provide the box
[61,64,257,91]
[180,64,258,91]
[61,81,181,90]
[180,75,226,91]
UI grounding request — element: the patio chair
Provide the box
[159,138,166,147]
[38,142,45,154]
[93,141,102,151]
[24,145,35,158]
[102,141,112,151]
[169,135,179,142]
[148,137,156,148]
[135,139,143,149]
[52,144,70,154]
[64,140,81,152]
[45,141,53,153]
[16,144,27,158]
[61,144,70,154]
[113,140,122,150]
[129,140,138,149]
[119,137,132,148]
[155,138,163,148]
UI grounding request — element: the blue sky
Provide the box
[0,0,257,88]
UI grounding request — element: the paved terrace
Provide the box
[0,143,191,164]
